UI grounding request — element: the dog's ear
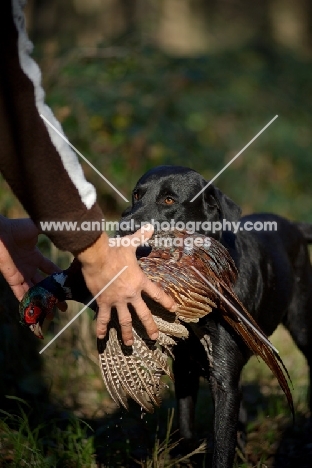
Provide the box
[205,186,242,223]
[213,187,241,222]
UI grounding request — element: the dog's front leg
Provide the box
[173,336,201,441]
[208,326,247,468]
[209,376,241,467]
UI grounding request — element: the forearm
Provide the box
[0,0,103,253]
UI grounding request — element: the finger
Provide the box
[131,297,158,340]
[96,305,111,339]
[13,281,30,302]
[23,279,34,289]
[143,278,177,312]
[129,223,154,247]
[116,304,134,345]
[0,256,30,300]
[12,284,27,302]
[32,271,44,284]
[38,254,62,275]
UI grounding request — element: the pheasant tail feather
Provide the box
[218,284,294,416]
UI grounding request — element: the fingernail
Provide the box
[125,340,133,346]
[142,223,153,232]
[151,332,158,340]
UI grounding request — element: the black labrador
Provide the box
[119,165,312,467]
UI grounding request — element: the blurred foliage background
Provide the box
[1,0,312,466]
[1,0,312,220]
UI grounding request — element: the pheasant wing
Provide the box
[97,310,173,412]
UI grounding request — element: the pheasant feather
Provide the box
[19,230,293,414]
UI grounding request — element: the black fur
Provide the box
[119,165,312,467]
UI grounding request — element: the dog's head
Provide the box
[119,165,241,241]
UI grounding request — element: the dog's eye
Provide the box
[164,197,175,205]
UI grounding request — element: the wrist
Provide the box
[74,232,110,267]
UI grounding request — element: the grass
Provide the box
[0,399,96,467]
[137,410,207,468]
[0,324,309,467]
[0,404,207,467]
[235,327,310,467]
[0,253,311,467]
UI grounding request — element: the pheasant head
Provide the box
[20,286,61,339]
[19,261,95,339]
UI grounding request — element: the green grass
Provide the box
[0,401,96,467]
[137,409,207,468]
[1,237,311,467]
[0,404,207,467]
[234,327,310,467]
[0,272,311,467]
[18,329,312,466]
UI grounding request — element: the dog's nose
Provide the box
[116,216,139,237]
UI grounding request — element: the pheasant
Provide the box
[19,230,293,413]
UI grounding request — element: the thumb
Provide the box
[130,223,154,246]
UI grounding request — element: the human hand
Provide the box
[76,225,177,346]
[0,216,65,304]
